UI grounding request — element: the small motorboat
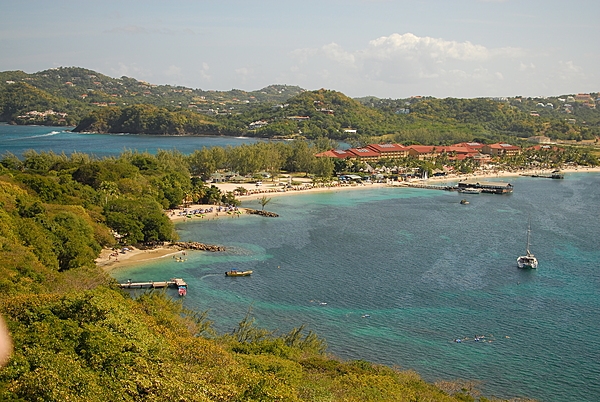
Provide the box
[460,199,469,204]
[225,269,253,277]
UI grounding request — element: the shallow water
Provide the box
[114,174,600,402]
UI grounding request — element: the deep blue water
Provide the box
[114,175,600,402]
[0,123,259,157]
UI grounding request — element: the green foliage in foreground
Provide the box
[2,286,515,402]
[0,153,535,401]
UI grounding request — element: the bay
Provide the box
[114,175,600,402]
[3,123,599,401]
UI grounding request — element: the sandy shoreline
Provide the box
[96,246,185,272]
[97,166,600,271]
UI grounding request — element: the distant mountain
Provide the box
[1,67,598,144]
[0,67,304,118]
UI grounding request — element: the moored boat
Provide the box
[458,188,482,194]
[225,269,253,277]
[517,221,538,269]
[457,181,513,194]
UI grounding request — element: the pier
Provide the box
[393,180,513,194]
[119,278,187,289]
[520,171,564,179]
[395,182,456,191]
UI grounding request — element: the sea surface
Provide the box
[3,124,599,401]
[114,175,600,402]
[0,123,259,157]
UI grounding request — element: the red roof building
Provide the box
[482,143,521,156]
[315,149,353,159]
[346,147,381,161]
[453,142,485,152]
[366,143,409,158]
[406,145,440,160]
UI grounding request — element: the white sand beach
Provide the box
[97,166,600,271]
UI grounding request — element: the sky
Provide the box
[1,0,599,99]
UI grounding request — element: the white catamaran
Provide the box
[517,221,538,269]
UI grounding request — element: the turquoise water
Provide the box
[114,175,600,402]
[3,124,599,401]
[0,123,259,157]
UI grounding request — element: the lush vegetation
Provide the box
[0,150,534,401]
[0,67,303,126]
[1,67,598,147]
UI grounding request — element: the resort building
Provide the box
[406,145,441,160]
[315,149,354,159]
[316,141,521,163]
[346,147,381,162]
[481,143,521,157]
[366,143,409,158]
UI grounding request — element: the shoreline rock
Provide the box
[245,209,279,217]
[171,241,226,251]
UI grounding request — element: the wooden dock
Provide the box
[520,172,564,179]
[119,278,187,289]
[396,182,455,191]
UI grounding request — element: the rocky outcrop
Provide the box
[245,209,279,217]
[172,242,225,251]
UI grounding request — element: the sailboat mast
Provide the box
[526,220,532,255]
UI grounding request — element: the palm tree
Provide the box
[258,195,271,211]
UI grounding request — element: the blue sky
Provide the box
[2,0,598,99]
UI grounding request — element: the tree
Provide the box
[258,195,271,211]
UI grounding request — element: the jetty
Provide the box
[392,180,513,194]
[396,182,455,191]
[520,171,564,179]
[457,181,513,194]
[119,278,187,289]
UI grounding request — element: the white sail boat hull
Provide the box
[517,220,538,269]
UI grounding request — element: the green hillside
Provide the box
[0,152,530,401]
[1,67,599,146]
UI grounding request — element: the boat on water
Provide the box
[517,221,538,269]
[460,199,469,205]
[225,269,253,277]
[457,181,513,194]
[458,188,482,194]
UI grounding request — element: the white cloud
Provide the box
[366,33,491,62]
[559,60,581,73]
[321,43,356,65]
[519,62,535,71]
[165,65,182,77]
[289,32,530,97]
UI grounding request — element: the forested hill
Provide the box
[0,67,303,126]
[1,67,599,145]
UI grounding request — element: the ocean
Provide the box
[2,124,599,401]
[0,123,259,157]
[113,175,600,402]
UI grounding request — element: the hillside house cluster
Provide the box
[316,142,523,164]
[16,109,68,120]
